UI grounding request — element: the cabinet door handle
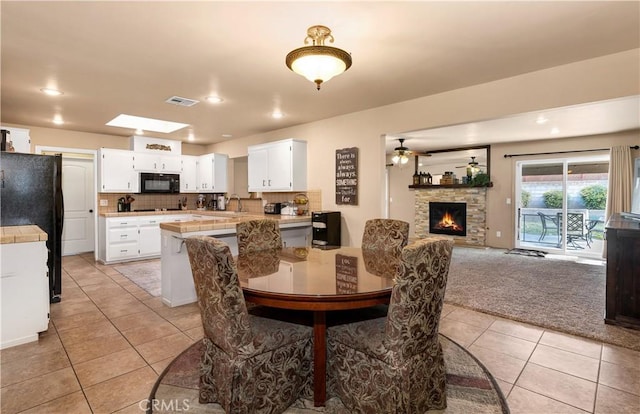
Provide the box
[268,180,271,186]
[154,162,157,169]
[120,234,128,238]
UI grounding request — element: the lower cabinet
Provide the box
[99,215,189,264]
[1,239,49,349]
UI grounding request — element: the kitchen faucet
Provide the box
[231,194,242,212]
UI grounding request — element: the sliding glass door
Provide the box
[515,154,609,258]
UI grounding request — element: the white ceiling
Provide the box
[1,1,639,152]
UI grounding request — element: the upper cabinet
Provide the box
[98,148,139,193]
[180,155,198,193]
[133,153,182,173]
[197,153,228,193]
[248,139,307,192]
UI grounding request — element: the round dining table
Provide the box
[236,246,399,407]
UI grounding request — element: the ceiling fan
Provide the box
[392,138,412,165]
[456,156,487,174]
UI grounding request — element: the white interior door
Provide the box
[61,157,95,255]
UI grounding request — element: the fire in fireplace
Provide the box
[429,202,467,236]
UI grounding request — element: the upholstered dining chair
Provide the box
[361,218,410,253]
[185,236,313,414]
[236,219,282,254]
[327,237,454,413]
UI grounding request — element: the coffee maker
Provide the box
[196,194,206,210]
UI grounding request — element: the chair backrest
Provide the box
[236,219,282,254]
[362,219,410,252]
[566,212,585,236]
[185,236,254,357]
[384,237,454,358]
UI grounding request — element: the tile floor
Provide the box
[1,252,639,413]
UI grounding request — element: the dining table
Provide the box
[236,245,400,407]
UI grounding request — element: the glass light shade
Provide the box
[400,155,409,164]
[290,51,347,84]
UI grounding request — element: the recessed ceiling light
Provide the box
[221,134,233,138]
[106,114,189,134]
[53,115,64,125]
[271,111,284,119]
[536,116,548,124]
[187,132,195,142]
[550,127,560,134]
[206,96,224,104]
[135,128,144,135]
[41,88,63,96]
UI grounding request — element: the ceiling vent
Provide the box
[165,96,199,107]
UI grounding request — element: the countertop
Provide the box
[99,210,311,234]
[0,225,48,244]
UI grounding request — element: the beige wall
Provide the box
[4,50,639,247]
[210,50,640,247]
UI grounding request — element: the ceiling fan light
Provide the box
[400,155,409,164]
[392,154,400,164]
[286,26,352,90]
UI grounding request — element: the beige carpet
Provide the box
[445,246,640,351]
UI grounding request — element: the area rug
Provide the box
[446,247,640,351]
[505,248,546,258]
[148,335,509,413]
[114,260,161,297]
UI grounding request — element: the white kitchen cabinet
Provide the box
[138,216,163,257]
[0,126,31,153]
[1,237,49,349]
[247,139,307,192]
[180,155,198,193]
[98,148,138,193]
[133,152,182,173]
[197,153,228,193]
[98,217,139,263]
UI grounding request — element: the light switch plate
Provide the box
[99,199,108,206]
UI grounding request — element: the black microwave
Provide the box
[140,173,180,194]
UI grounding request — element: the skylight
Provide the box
[106,114,189,134]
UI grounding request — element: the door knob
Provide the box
[89,209,94,213]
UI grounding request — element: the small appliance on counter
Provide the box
[280,203,296,216]
[264,202,282,215]
[312,211,341,247]
[196,194,206,210]
[217,195,227,211]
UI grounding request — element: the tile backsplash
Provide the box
[97,190,322,215]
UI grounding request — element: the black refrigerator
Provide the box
[0,152,64,302]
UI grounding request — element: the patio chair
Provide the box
[185,236,313,413]
[537,212,560,245]
[565,212,590,249]
[327,237,454,413]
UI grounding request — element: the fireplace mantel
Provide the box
[409,183,493,189]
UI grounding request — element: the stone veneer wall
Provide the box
[415,187,487,246]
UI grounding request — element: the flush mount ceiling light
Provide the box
[392,138,412,165]
[285,25,352,90]
[106,114,189,134]
[41,87,63,96]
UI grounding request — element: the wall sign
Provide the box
[335,147,358,205]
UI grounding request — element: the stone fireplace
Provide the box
[429,202,467,237]
[415,187,487,246]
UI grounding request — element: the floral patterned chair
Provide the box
[327,237,454,413]
[185,236,313,414]
[236,219,282,254]
[361,218,410,253]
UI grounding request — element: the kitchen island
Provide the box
[159,212,312,307]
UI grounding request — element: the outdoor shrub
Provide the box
[521,190,531,207]
[580,185,607,210]
[543,190,563,208]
